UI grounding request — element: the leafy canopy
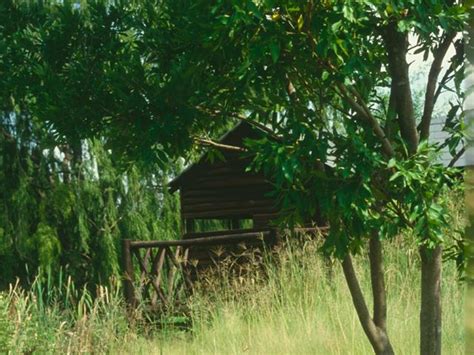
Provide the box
[0,0,467,256]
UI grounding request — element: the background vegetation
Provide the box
[0,217,465,354]
[0,111,182,289]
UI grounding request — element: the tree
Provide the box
[0,108,181,288]
[0,1,467,353]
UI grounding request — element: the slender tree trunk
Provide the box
[341,233,394,355]
[383,20,444,355]
[419,245,442,355]
[466,168,474,353]
[369,232,388,331]
[382,21,419,155]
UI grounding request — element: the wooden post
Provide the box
[185,218,194,233]
[273,228,282,244]
[121,239,136,308]
[231,219,240,230]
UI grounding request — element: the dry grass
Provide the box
[0,190,466,354]
[0,239,465,354]
[115,236,465,355]
[0,275,131,354]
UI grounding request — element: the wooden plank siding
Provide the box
[169,122,325,233]
[168,123,281,227]
[429,115,466,167]
[179,155,278,220]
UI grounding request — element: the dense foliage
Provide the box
[0,111,181,289]
[0,0,465,250]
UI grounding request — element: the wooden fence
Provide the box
[121,229,277,311]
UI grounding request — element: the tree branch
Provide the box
[193,137,246,152]
[448,146,465,167]
[305,27,395,159]
[233,113,283,142]
[195,106,282,142]
[342,254,383,351]
[335,83,395,157]
[342,252,394,354]
[419,33,456,141]
[384,80,398,142]
[0,126,15,142]
[433,70,455,109]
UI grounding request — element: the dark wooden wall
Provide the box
[179,155,279,226]
[169,122,320,234]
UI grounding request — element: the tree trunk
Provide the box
[466,168,474,353]
[419,245,442,355]
[342,245,394,355]
[369,232,388,331]
[382,21,419,155]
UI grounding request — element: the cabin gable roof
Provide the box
[169,122,265,192]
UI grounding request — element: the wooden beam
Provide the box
[184,227,270,239]
[130,230,273,249]
[182,206,279,219]
[181,200,276,214]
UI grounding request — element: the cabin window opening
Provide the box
[239,219,253,229]
[194,219,227,233]
[191,219,254,233]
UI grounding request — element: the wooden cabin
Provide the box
[167,122,283,271]
[169,122,280,235]
[166,121,326,272]
[122,122,326,309]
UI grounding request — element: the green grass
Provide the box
[0,238,465,354]
[114,237,464,355]
[0,273,130,354]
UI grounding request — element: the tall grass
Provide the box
[119,236,464,355]
[0,236,465,354]
[0,271,131,353]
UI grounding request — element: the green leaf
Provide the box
[397,20,411,32]
[297,14,304,31]
[389,171,402,182]
[270,41,280,63]
[342,6,354,22]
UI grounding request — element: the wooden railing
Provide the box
[121,229,277,311]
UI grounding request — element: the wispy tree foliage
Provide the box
[0,110,181,288]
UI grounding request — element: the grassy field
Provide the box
[117,238,465,355]
[1,235,464,354]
